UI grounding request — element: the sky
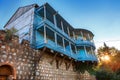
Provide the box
[0,0,120,50]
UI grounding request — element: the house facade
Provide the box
[5,3,97,62]
[0,3,97,80]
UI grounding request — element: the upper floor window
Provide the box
[56,15,62,30]
[37,8,44,19]
[64,39,70,51]
[77,46,84,54]
[69,29,73,39]
[46,27,55,42]
[46,10,54,24]
[38,26,44,37]
[71,44,76,54]
[86,46,92,54]
[57,34,63,47]
[63,22,68,35]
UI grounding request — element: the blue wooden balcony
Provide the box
[76,50,98,61]
[33,29,97,62]
[75,39,95,49]
[32,9,98,62]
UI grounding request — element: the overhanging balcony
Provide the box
[35,19,75,43]
[33,18,97,62]
[75,39,95,49]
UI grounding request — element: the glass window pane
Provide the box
[57,35,63,47]
[46,27,55,42]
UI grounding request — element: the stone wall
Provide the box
[35,53,78,80]
[0,30,96,80]
[0,31,35,79]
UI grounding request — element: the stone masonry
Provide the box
[0,30,96,80]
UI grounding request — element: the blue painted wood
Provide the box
[31,8,98,62]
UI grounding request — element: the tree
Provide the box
[96,43,120,80]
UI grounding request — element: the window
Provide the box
[86,46,92,54]
[71,44,76,54]
[46,27,55,42]
[57,34,63,47]
[38,26,44,37]
[69,29,73,38]
[37,8,44,18]
[77,46,84,54]
[64,39,69,51]
[46,11,54,24]
[63,22,68,35]
[56,15,62,30]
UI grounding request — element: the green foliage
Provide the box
[5,27,17,41]
[75,62,96,75]
[96,69,120,80]
[96,70,113,80]
[96,43,120,80]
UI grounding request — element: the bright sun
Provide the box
[104,55,110,61]
[101,55,110,61]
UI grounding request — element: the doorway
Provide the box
[0,65,14,80]
[0,75,7,80]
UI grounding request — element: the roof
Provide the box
[4,4,39,28]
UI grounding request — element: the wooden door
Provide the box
[0,75,7,80]
[0,65,13,80]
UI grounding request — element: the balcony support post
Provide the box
[66,59,73,70]
[80,31,84,40]
[44,25,47,43]
[61,21,64,32]
[44,5,46,20]
[91,47,94,55]
[55,32,57,46]
[88,33,91,41]
[53,12,57,27]
[67,27,70,37]
[50,53,58,65]
[63,38,65,51]
[73,31,75,40]
[59,56,66,66]
[69,42,72,55]
[38,47,46,61]
[75,46,77,54]
[84,46,88,57]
